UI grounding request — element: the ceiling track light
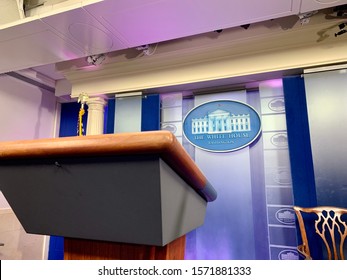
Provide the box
[135,44,158,56]
[335,22,347,37]
[86,54,106,66]
[333,5,347,17]
[298,11,318,25]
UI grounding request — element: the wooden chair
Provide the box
[293,206,347,260]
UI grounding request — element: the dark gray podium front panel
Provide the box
[0,155,207,246]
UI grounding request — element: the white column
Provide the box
[86,97,107,135]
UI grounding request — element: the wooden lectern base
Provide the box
[64,236,186,260]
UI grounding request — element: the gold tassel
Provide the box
[77,93,89,136]
[78,107,85,136]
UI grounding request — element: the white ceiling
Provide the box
[1,0,347,81]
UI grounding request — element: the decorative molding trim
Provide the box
[58,15,347,98]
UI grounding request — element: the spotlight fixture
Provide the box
[298,11,318,25]
[86,54,106,66]
[335,22,347,37]
[135,44,158,56]
[240,24,250,30]
[333,5,347,17]
[136,45,150,51]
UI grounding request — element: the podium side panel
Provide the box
[160,159,207,246]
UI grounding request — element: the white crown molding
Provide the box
[56,13,347,98]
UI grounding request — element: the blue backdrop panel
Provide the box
[141,94,160,131]
[106,98,115,134]
[58,102,88,137]
[282,76,321,259]
[48,235,64,260]
[282,76,316,207]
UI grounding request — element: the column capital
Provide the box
[86,96,107,107]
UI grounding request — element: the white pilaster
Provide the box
[86,97,107,135]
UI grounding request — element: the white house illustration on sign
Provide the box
[191,109,251,134]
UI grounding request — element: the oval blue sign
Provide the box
[183,100,261,152]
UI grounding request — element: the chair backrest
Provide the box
[293,206,347,260]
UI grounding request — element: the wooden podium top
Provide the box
[0,131,216,202]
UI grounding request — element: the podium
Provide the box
[0,131,217,260]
